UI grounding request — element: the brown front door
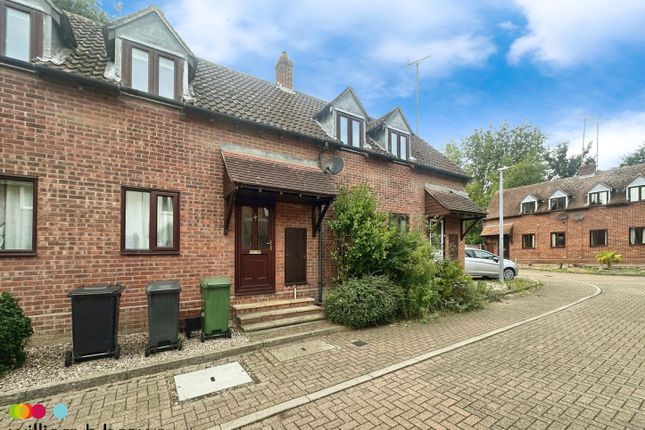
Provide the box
[236,204,275,295]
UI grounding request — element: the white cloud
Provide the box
[161,0,497,103]
[508,0,645,67]
[547,110,645,169]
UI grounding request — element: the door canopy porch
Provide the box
[221,150,338,236]
[425,184,487,239]
[481,223,514,237]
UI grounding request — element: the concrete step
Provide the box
[237,305,323,325]
[232,297,316,315]
[241,312,325,332]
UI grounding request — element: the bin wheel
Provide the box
[226,329,232,339]
[200,331,205,343]
[177,339,183,351]
[185,329,192,339]
[64,351,73,367]
[114,345,121,360]
[144,345,151,357]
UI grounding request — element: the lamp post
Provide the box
[498,166,510,284]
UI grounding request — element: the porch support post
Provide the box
[224,193,236,235]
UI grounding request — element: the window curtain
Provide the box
[1,182,33,250]
[156,196,174,248]
[125,191,150,250]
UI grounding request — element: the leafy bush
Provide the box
[324,276,403,328]
[596,250,622,269]
[0,293,33,374]
[328,185,393,282]
[384,228,435,292]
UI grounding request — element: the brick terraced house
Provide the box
[482,163,645,265]
[0,2,485,338]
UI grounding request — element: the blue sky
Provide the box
[109,0,645,169]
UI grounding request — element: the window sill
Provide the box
[121,250,180,256]
[0,251,37,257]
[285,281,308,286]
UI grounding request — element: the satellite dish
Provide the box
[324,156,345,175]
[574,214,584,221]
[558,213,568,221]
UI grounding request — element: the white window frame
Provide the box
[519,195,538,214]
[626,176,645,202]
[548,190,568,210]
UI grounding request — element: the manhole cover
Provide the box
[270,339,336,362]
[352,340,368,347]
[174,362,252,401]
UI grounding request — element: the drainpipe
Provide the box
[318,209,324,305]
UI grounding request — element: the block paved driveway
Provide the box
[2,271,643,430]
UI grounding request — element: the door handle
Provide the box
[267,240,272,251]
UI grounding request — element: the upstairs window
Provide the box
[0,1,43,61]
[629,227,645,245]
[388,129,409,160]
[0,175,36,255]
[628,185,645,202]
[521,201,537,214]
[336,112,363,148]
[123,41,183,100]
[549,196,567,210]
[588,190,609,205]
[122,187,179,254]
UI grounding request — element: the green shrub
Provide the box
[324,276,403,328]
[431,259,485,312]
[328,185,393,282]
[0,293,33,374]
[384,228,435,292]
[596,250,622,269]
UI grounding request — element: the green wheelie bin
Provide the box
[200,276,232,341]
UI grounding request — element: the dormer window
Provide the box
[0,1,43,62]
[548,190,568,210]
[388,129,409,160]
[520,195,538,214]
[336,112,363,148]
[628,185,645,202]
[123,41,183,100]
[588,190,609,205]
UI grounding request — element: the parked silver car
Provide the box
[464,248,518,280]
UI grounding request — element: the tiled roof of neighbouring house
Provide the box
[486,163,645,219]
[36,10,468,179]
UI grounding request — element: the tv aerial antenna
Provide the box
[407,53,432,135]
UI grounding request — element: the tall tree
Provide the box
[544,142,593,179]
[52,0,110,23]
[457,122,548,209]
[620,143,645,167]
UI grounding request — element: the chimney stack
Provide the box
[577,159,597,176]
[275,51,294,90]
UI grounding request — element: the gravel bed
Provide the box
[0,329,248,392]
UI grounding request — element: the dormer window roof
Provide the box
[520,195,538,214]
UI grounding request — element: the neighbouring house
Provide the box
[0,2,485,338]
[482,162,645,265]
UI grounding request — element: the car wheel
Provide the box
[503,268,515,281]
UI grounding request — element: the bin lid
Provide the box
[200,276,231,289]
[69,284,123,297]
[146,280,181,294]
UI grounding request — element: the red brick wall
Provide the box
[0,66,467,337]
[484,203,645,265]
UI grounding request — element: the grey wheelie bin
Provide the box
[200,276,232,342]
[65,284,123,367]
[145,280,182,356]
